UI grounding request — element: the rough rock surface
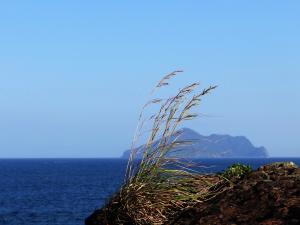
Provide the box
[171,162,300,225]
[85,162,300,225]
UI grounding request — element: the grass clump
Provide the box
[105,71,218,224]
[221,163,252,181]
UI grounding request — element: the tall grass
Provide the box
[108,71,218,224]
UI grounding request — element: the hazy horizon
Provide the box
[1,1,299,158]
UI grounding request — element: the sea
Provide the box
[0,158,299,225]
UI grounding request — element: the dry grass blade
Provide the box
[157,70,183,87]
[151,70,183,94]
[113,71,218,224]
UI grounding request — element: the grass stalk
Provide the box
[113,71,218,224]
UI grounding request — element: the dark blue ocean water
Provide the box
[0,158,299,225]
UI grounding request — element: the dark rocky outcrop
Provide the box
[171,162,300,225]
[86,162,300,225]
[122,128,268,159]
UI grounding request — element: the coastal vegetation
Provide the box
[221,163,252,181]
[86,72,300,225]
[89,71,227,224]
[121,71,218,224]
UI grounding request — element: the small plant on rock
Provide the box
[221,163,252,181]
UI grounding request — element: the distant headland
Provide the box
[122,128,268,159]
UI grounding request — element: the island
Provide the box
[122,128,268,159]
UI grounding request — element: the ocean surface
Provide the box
[0,158,299,225]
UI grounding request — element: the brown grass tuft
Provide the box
[107,71,219,224]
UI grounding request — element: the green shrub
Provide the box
[221,163,252,181]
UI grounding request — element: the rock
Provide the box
[85,162,300,225]
[85,210,109,225]
[170,162,300,225]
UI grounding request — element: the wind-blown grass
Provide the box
[105,71,219,224]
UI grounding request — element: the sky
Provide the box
[0,1,299,157]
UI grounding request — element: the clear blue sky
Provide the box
[0,1,299,157]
